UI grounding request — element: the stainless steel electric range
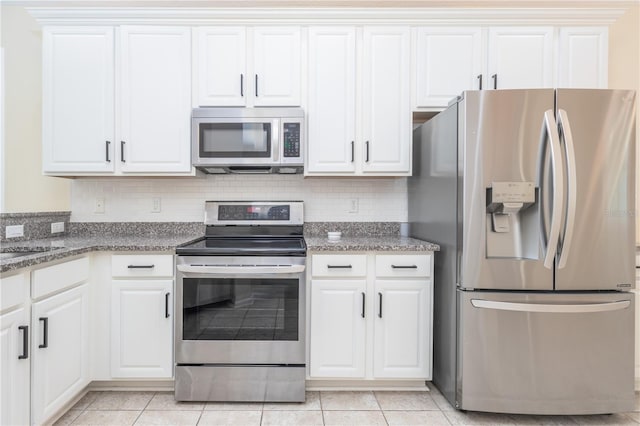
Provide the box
[174,201,306,402]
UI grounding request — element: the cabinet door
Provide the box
[362,27,411,174]
[558,27,608,89]
[0,308,30,426]
[487,27,554,89]
[415,27,483,108]
[32,285,89,426]
[119,26,192,173]
[373,280,431,379]
[307,27,357,173]
[196,27,246,106]
[253,27,301,107]
[42,27,114,173]
[309,279,366,378]
[111,280,173,378]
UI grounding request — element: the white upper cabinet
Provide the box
[253,27,302,106]
[487,27,554,90]
[42,27,115,173]
[42,26,192,175]
[119,26,192,173]
[195,26,301,107]
[558,27,608,89]
[306,26,411,176]
[307,27,357,173]
[196,27,246,106]
[362,27,411,174]
[414,27,483,108]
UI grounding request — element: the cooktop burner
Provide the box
[176,201,306,257]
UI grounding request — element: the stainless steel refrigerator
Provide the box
[408,89,636,415]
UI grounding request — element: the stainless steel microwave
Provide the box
[192,108,304,174]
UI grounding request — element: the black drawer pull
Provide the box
[128,264,155,269]
[18,325,29,359]
[165,292,170,318]
[327,265,352,269]
[391,265,418,269]
[39,317,48,349]
[378,293,383,318]
[361,292,366,318]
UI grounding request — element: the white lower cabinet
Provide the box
[309,252,433,380]
[111,280,173,378]
[32,284,90,426]
[110,254,174,379]
[310,279,367,378]
[373,280,431,378]
[0,307,30,426]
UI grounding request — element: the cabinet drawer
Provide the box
[312,255,367,277]
[0,272,28,312]
[375,254,430,278]
[32,257,90,299]
[112,255,174,278]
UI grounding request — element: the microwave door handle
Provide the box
[272,119,280,162]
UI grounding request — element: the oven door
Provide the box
[192,118,280,166]
[175,257,305,365]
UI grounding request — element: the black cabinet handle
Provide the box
[18,325,28,360]
[477,74,483,90]
[127,264,155,269]
[491,74,498,89]
[378,293,383,318]
[106,141,111,162]
[240,74,244,97]
[165,292,170,318]
[39,317,48,349]
[361,292,366,318]
[120,141,126,163]
[255,74,259,97]
[327,265,352,269]
[391,265,418,269]
[351,141,355,163]
[365,141,370,162]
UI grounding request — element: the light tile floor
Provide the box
[53,385,640,425]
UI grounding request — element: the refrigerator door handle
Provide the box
[556,109,577,270]
[538,109,564,269]
[471,299,630,313]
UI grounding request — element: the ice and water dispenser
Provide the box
[486,182,539,259]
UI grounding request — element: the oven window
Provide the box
[182,278,299,341]
[199,123,271,158]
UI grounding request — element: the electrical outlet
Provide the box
[349,198,359,213]
[51,222,65,234]
[95,197,105,214]
[6,225,24,238]
[152,197,161,213]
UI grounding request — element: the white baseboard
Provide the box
[88,380,175,392]
[305,379,429,391]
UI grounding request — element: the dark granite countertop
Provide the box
[0,234,202,273]
[305,235,440,252]
[1,233,439,274]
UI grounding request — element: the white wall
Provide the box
[0,5,71,213]
[70,175,408,222]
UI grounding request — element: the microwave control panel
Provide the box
[283,122,301,158]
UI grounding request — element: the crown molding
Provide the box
[25,5,629,25]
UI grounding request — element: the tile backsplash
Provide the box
[71,175,408,222]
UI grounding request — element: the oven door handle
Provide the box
[176,264,306,275]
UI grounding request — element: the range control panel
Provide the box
[283,122,301,158]
[218,204,290,221]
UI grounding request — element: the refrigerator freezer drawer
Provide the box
[458,290,635,415]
